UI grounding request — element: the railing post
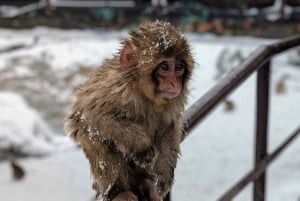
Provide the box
[253,60,271,201]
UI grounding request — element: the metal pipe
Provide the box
[253,61,271,201]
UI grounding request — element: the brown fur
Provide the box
[65,20,194,201]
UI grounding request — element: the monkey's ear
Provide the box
[120,41,137,68]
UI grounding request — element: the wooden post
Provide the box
[253,61,271,201]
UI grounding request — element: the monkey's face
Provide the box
[133,54,190,106]
[152,57,186,100]
[119,21,194,106]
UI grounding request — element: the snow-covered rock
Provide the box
[0,91,73,160]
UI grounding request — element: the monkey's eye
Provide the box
[158,62,169,72]
[175,61,186,72]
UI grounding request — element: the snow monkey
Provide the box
[65,20,194,201]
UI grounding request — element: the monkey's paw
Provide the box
[156,181,168,198]
[131,146,155,168]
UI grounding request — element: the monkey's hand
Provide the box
[155,181,168,198]
[131,146,155,168]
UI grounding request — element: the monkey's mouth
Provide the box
[158,91,180,100]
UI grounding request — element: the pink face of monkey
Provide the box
[120,41,188,104]
[153,57,186,100]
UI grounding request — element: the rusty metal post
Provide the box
[253,60,271,201]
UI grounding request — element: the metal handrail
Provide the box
[182,34,300,137]
[218,126,300,201]
[177,34,300,201]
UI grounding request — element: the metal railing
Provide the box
[169,34,300,201]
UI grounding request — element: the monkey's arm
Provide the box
[94,115,154,163]
[154,148,178,197]
[154,128,181,197]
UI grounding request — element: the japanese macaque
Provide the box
[65,20,194,201]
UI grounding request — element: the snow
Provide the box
[0,27,299,201]
[99,160,107,170]
[262,0,293,21]
[0,92,73,157]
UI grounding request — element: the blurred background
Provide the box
[0,0,300,36]
[0,1,299,201]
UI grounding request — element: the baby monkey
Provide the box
[65,20,194,201]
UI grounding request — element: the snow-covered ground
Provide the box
[0,27,299,201]
[0,92,73,158]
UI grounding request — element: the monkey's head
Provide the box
[120,20,194,105]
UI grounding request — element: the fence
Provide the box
[169,34,300,201]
